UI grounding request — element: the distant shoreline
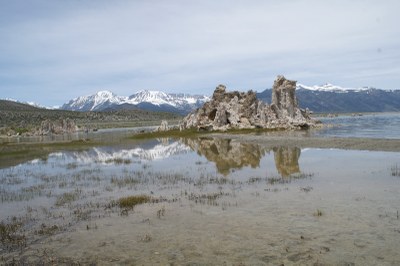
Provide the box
[211,133,400,152]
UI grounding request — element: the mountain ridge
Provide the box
[4,83,400,114]
[257,87,400,113]
[61,90,210,115]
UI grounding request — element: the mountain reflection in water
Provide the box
[22,138,301,178]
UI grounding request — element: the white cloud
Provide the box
[0,0,399,105]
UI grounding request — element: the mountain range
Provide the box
[3,83,400,114]
[257,84,400,113]
[61,90,210,115]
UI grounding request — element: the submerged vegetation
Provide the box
[1,133,400,265]
[391,164,400,177]
[118,195,151,209]
[0,218,26,251]
[131,128,202,139]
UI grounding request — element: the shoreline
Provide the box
[2,129,400,152]
[210,133,400,152]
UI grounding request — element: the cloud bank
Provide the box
[1,0,399,106]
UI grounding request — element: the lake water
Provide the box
[315,112,400,139]
[1,137,400,265]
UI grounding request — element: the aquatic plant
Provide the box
[391,164,400,177]
[105,158,131,165]
[314,209,323,217]
[157,206,166,218]
[66,162,78,169]
[0,218,26,250]
[267,172,314,185]
[110,176,140,188]
[55,191,79,206]
[118,195,151,210]
[187,191,230,206]
[247,176,263,184]
[35,224,59,236]
[300,186,313,192]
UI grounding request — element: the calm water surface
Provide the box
[316,112,400,139]
[1,137,400,265]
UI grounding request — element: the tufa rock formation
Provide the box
[180,75,316,131]
[38,118,78,135]
[157,120,169,132]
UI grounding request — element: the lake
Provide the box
[1,134,400,265]
[315,112,400,139]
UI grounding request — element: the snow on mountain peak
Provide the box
[297,83,370,93]
[63,90,126,111]
[61,89,210,112]
[128,90,174,106]
[95,90,116,97]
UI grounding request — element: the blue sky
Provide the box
[1,0,399,106]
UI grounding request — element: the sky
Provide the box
[1,0,400,107]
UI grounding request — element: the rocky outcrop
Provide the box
[180,75,316,131]
[38,118,78,135]
[157,120,169,132]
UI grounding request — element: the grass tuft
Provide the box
[118,195,151,209]
[131,128,201,139]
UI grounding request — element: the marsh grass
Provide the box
[35,224,59,236]
[188,191,230,206]
[105,158,131,165]
[267,172,314,185]
[0,219,26,250]
[55,191,79,206]
[118,195,151,210]
[66,162,78,169]
[111,176,140,188]
[247,176,263,184]
[1,188,43,202]
[131,128,202,139]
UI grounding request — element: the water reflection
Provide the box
[3,137,302,178]
[183,138,268,175]
[75,139,190,163]
[183,137,301,177]
[273,146,301,177]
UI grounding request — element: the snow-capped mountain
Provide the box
[61,90,127,111]
[257,84,400,113]
[297,83,372,93]
[61,90,210,114]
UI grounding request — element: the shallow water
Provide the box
[316,112,400,139]
[1,138,400,265]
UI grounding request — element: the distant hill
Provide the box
[0,99,181,132]
[0,99,41,112]
[257,86,400,113]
